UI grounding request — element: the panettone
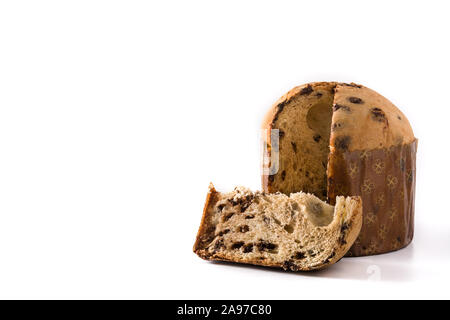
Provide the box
[194,184,362,271]
[261,82,417,256]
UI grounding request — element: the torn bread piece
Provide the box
[194,184,362,271]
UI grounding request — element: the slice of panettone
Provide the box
[193,184,362,271]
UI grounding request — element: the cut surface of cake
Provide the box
[194,184,362,271]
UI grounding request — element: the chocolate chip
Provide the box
[214,239,225,250]
[243,243,253,253]
[339,234,347,245]
[238,225,250,233]
[283,260,299,271]
[222,212,234,222]
[257,240,277,252]
[217,229,230,236]
[231,242,244,249]
[294,252,306,260]
[370,107,386,122]
[315,92,323,98]
[290,141,297,153]
[313,134,321,142]
[217,204,225,212]
[333,104,351,112]
[348,97,364,104]
[239,195,254,212]
[397,115,402,120]
[299,85,313,95]
[245,215,255,219]
[277,100,288,112]
[273,100,289,122]
[278,129,285,138]
[268,175,274,182]
[281,170,286,181]
[334,136,351,151]
[305,171,310,177]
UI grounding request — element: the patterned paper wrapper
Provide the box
[328,140,417,257]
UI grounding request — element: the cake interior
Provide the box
[271,84,335,200]
[197,186,345,270]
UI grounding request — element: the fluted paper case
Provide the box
[328,139,418,256]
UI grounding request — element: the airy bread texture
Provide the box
[194,184,362,271]
[261,82,417,256]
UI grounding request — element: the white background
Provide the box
[0,0,449,299]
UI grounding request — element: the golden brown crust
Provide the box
[330,83,415,152]
[193,183,218,256]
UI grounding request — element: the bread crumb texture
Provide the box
[193,185,362,271]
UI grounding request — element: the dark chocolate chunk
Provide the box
[282,260,299,272]
[238,225,250,233]
[243,243,254,253]
[214,239,225,250]
[334,136,351,151]
[339,234,347,245]
[278,129,285,138]
[281,170,286,181]
[299,85,313,95]
[217,229,230,236]
[370,107,386,122]
[277,100,288,112]
[257,240,277,252]
[245,215,255,219]
[222,212,235,222]
[313,134,321,142]
[240,195,254,212]
[348,96,364,104]
[231,242,244,249]
[268,175,274,183]
[294,252,306,260]
[333,104,351,112]
[290,141,297,153]
[273,100,289,122]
